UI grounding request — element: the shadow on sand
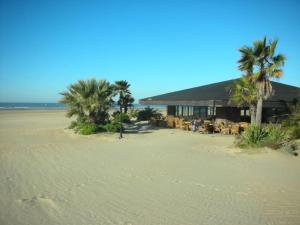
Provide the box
[123,121,165,134]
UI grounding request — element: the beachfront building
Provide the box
[139,79,300,123]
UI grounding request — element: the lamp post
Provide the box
[119,112,123,139]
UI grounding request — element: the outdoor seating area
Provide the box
[163,116,249,135]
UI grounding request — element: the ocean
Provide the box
[0,103,165,110]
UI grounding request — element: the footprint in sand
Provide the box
[75,183,86,188]
[18,195,57,209]
[124,222,133,225]
[191,182,206,188]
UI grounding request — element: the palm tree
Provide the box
[120,94,135,113]
[113,80,134,113]
[238,37,285,126]
[60,79,114,124]
[229,76,257,124]
[113,80,134,138]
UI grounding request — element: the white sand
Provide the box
[0,110,300,225]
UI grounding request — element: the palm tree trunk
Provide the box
[256,96,263,126]
[250,104,256,125]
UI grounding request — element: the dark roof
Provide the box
[139,79,300,107]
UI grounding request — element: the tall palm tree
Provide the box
[238,37,285,125]
[229,76,257,124]
[60,79,114,124]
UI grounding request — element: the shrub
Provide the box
[287,126,300,140]
[100,123,122,132]
[112,111,130,123]
[264,124,287,148]
[127,108,139,119]
[137,107,162,121]
[239,125,268,148]
[238,124,288,149]
[282,101,300,139]
[77,123,100,135]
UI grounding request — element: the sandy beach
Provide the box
[0,110,299,225]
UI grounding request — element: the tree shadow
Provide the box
[123,122,165,134]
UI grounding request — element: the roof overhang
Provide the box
[139,99,292,108]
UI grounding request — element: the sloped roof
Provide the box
[139,79,300,107]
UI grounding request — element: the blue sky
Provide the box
[0,0,299,103]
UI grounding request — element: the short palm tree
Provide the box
[113,80,134,113]
[229,76,257,124]
[238,37,285,125]
[60,79,114,124]
[118,94,135,113]
[113,80,134,138]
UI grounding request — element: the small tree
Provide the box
[229,76,257,124]
[113,80,134,138]
[283,100,300,139]
[113,80,134,113]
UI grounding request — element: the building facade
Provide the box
[140,79,300,123]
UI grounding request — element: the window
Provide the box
[176,106,182,116]
[240,109,245,116]
[198,107,207,118]
[176,106,194,117]
[207,107,216,116]
[189,106,193,116]
[193,106,200,117]
[182,106,188,116]
[240,109,250,117]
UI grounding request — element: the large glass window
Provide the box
[176,105,182,116]
[182,106,188,116]
[176,106,182,116]
[189,106,193,116]
[175,106,194,117]
[200,107,207,118]
[207,107,216,116]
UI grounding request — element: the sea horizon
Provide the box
[0,102,165,110]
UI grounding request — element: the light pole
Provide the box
[119,111,123,139]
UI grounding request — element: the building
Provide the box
[139,79,300,122]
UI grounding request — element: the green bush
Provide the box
[128,108,139,119]
[282,100,300,139]
[239,125,268,148]
[112,112,130,123]
[264,124,287,148]
[238,124,288,149]
[77,123,100,135]
[100,123,122,133]
[137,107,162,121]
[287,126,300,140]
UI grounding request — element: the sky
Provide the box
[0,0,299,103]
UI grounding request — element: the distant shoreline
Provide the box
[0,103,166,111]
[0,108,66,111]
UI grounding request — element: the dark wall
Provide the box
[216,107,241,122]
[167,104,291,123]
[167,105,176,116]
[262,107,290,123]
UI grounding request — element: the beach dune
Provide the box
[0,110,300,225]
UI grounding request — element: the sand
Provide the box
[0,110,299,225]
